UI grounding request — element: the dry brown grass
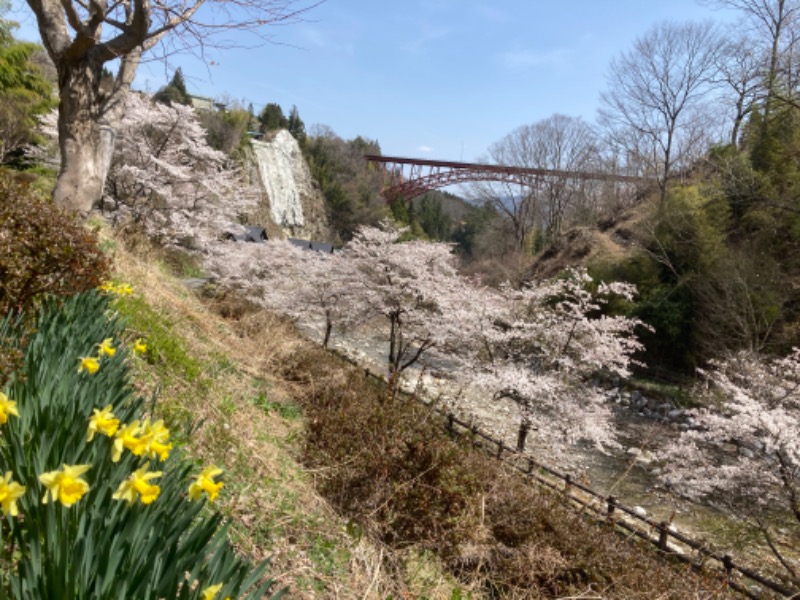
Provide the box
[525,200,657,280]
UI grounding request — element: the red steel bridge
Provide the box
[364,154,650,202]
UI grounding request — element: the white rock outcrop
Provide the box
[252,130,329,240]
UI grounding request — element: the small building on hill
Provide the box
[189,95,227,112]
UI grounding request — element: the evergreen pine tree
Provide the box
[154,68,190,106]
[258,103,287,132]
[287,105,306,144]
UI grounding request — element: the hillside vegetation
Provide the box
[0,169,746,597]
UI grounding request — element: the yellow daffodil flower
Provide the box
[188,466,224,503]
[0,392,19,425]
[78,356,100,375]
[112,463,162,505]
[97,337,116,358]
[111,421,147,462]
[87,405,120,442]
[201,583,225,600]
[0,472,26,516]
[133,338,147,355]
[39,464,91,507]
[99,282,134,296]
[140,419,172,461]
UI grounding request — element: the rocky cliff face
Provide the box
[252,130,330,241]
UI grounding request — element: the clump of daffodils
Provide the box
[98,281,134,296]
[76,335,146,376]
[2,341,227,513]
[0,293,275,599]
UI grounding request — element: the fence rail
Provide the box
[351,362,799,599]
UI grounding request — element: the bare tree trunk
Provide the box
[54,115,117,213]
[52,53,134,213]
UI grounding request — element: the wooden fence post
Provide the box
[658,521,670,552]
[722,555,733,579]
[496,440,503,460]
[607,496,616,519]
[564,474,572,495]
[447,413,454,433]
[516,420,530,452]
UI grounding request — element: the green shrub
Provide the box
[0,292,282,599]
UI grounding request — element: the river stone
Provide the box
[668,409,685,420]
[631,390,642,403]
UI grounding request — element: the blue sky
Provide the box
[10,1,738,162]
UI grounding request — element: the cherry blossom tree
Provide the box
[464,270,645,453]
[205,239,364,349]
[341,225,486,383]
[657,350,800,582]
[105,92,260,245]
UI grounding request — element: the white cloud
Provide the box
[499,47,571,71]
[417,145,434,154]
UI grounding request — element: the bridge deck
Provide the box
[364,154,647,183]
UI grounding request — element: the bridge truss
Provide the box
[364,154,650,202]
